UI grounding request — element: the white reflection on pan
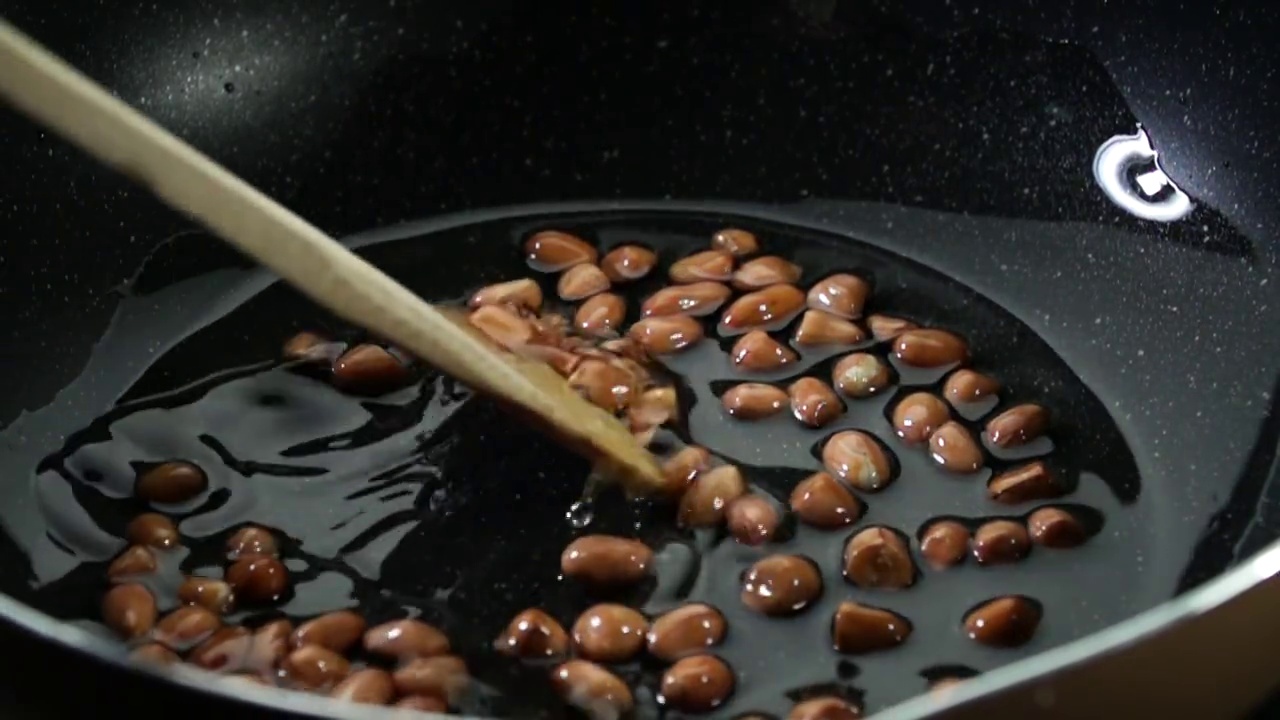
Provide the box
[1093,127,1194,223]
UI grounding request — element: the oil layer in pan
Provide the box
[16,211,1149,718]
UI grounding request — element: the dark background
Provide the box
[0,0,1278,717]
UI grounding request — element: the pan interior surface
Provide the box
[0,208,1173,717]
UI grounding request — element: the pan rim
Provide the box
[2,198,1274,719]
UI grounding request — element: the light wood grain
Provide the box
[0,19,664,494]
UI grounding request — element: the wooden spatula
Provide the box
[0,19,665,496]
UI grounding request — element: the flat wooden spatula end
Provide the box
[434,307,668,498]
[0,19,666,499]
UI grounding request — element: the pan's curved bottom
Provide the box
[0,205,1181,717]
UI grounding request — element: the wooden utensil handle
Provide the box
[0,20,533,406]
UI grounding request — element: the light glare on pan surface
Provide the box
[1093,127,1194,223]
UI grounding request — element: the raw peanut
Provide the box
[468,278,543,311]
[629,316,704,354]
[600,245,657,282]
[107,545,157,581]
[831,601,912,654]
[790,472,864,529]
[868,314,917,340]
[832,353,892,398]
[661,446,712,494]
[642,282,732,318]
[988,461,1060,504]
[944,369,1001,405]
[919,520,970,569]
[985,404,1050,447]
[633,386,678,426]
[188,626,251,671]
[532,312,571,342]
[932,677,966,692]
[807,274,870,319]
[964,596,1042,647]
[892,329,968,368]
[525,231,597,272]
[722,383,788,420]
[788,377,843,428]
[732,255,801,291]
[568,359,636,413]
[843,528,915,589]
[679,465,747,528]
[731,330,798,372]
[711,228,759,256]
[153,606,221,651]
[558,264,612,301]
[494,609,568,660]
[600,336,646,362]
[291,610,366,653]
[225,556,290,604]
[246,619,293,673]
[725,495,781,545]
[793,310,866,347]
[972,520,1031,565]
[891,392,950,445]
[282,645,351,690]
[332,344,412,396]
[130,642,179,665]
[331,668,396,705]
[789,697,862,720]
[646,604,727,662]
[391,655,469,702]
[561,535,654,587]
[659,654,735,712]
[575,293,626,337]
[821,431,893,492]
[135,461,207,505]
[927,421,984,473]
[606,353,648,388]
[551,660,633,720]
[720,285,806,333]
[365,618,451,661]
[282,331,339,363]
[177,576,235,614]
[670,250,735,283]
[102,583,157,640]
[227,525,278,559]
[125,513,179,549]
[571,604,648,663]
[1027,507,1088,548]
[741,555,822,616]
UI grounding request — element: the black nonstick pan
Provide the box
[1,1,1278,719]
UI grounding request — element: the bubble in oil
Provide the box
[565,498,595,529]
[565,469,615,529]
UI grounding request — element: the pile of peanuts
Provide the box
[98,226,1092,718]
[458,228,1093,718]
[103,489,465,711]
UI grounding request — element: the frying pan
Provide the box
[1,0,1278,718]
